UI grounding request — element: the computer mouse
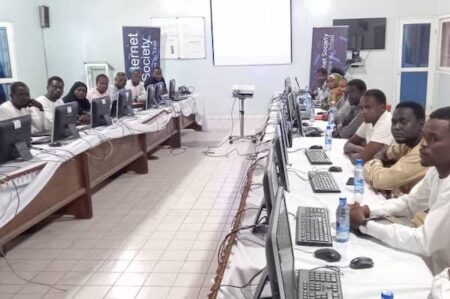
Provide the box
[350,257,374,269]
[329,166,342,172]
[309,145,323,150]
[314,248,342,262]
[302,122,309,127]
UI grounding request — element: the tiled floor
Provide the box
[0,119,262,299]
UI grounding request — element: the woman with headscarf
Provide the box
[321,73,345,110]
[63,81,91,124]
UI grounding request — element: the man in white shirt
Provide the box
[35,76,65,132]
[86,74,109,101]
[350,107,450,276]
[125,70,146,102]
[108,72,127,102]
[344,89,394,164]
[430,268,450,298]
[0,81,45,133]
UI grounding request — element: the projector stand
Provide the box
[229,95,257,144]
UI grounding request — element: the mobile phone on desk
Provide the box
[346,177,354,185]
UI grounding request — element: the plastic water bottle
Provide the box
[354,159,365,199]
[381,291,394,299]
[336,197,350,243]
[328,110,335,128]
[324,125,332,151]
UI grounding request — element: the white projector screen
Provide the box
[210,0,292,66]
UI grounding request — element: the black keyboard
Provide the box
[305,149,331,165]
[296,207,332,247]
[298,269,343,299]
[308,171,340,193]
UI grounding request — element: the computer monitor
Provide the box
[252,150,281,233]
[154,82,166,106]
[294,99,304,136]
[265,188,297,299]
[274,126,290,192]
[169,79,176,101]
[145,84,156,110]
[91,96,112,128]
[278,111,292,153]
[0,115,32,164]
[286,93,295,126]
[52,102,80,144]
[116,89,134,118]
[284,77,292,97]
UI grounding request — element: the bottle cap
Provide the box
[356,159,364,165]
[339,197,347,205]
[327,125,332,130]
[381,291,394,299]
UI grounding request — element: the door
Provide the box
[396,18,437,113]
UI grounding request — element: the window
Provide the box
[0,23,16,104]
[438,17,450,71]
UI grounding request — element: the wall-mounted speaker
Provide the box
[39,6,50,28]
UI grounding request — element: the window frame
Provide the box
[0,22,17,84]
[437,15,450,74]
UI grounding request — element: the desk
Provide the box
[211,104,432,298]
[0,95,203,250]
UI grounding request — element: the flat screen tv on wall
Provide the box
[333,17,387,50]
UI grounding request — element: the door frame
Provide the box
[395,17,438,114]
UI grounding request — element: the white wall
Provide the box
[0,0,47,95]
[3,0,446,114]
[434,0,450,110]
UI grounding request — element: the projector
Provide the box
[232,85,255,98]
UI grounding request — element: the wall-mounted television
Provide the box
[333,18,387,50]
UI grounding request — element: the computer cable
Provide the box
[294,247,315,254]
[202,96,238,155]
[219,267,265,292]
[288,212,297,219]
[0,246,67,293]
[287,147,306,153]
[288,169,308,181]
[0,173,20,221]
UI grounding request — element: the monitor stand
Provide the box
[68,123,80,139]
[252,201,268,234]
[229,95,257,144]
[252,268,272,299]
[14,141,32,161]
[126,105,135,117]
[103,114,112,126]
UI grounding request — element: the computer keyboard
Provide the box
[298,269,343,299]
[308,171,341,193]
[296,206,332,247]
[305,149,332,165]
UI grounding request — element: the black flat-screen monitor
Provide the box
[333,17,387,50]
[169,79,176,101]
[274,125,290,193]
[154,82,166,106]
[263,149,281,219]
[265,188,297,299]
[116,89,134,118]
[0,115,32,164]
[91,96,112,128]
[145,84,156,110]
[52,102,80,144]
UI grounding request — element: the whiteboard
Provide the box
[211,0,292,66]
[151,17,206,60]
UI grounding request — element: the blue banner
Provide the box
[309,27,348,91]
[122,26,161,81]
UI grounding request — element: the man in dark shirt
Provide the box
[144,67,167,93]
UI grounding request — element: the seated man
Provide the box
[311,67,328,100]
[125,70,146,102]
[343,89,394,164]
[144,67,167,92]
[109,72,127,102]
[87,74,109,101]
[35,76,65,132]
[334,79,366,139]
[364,101,428,197]
[349,107,450,275]
[0,81,45,133]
